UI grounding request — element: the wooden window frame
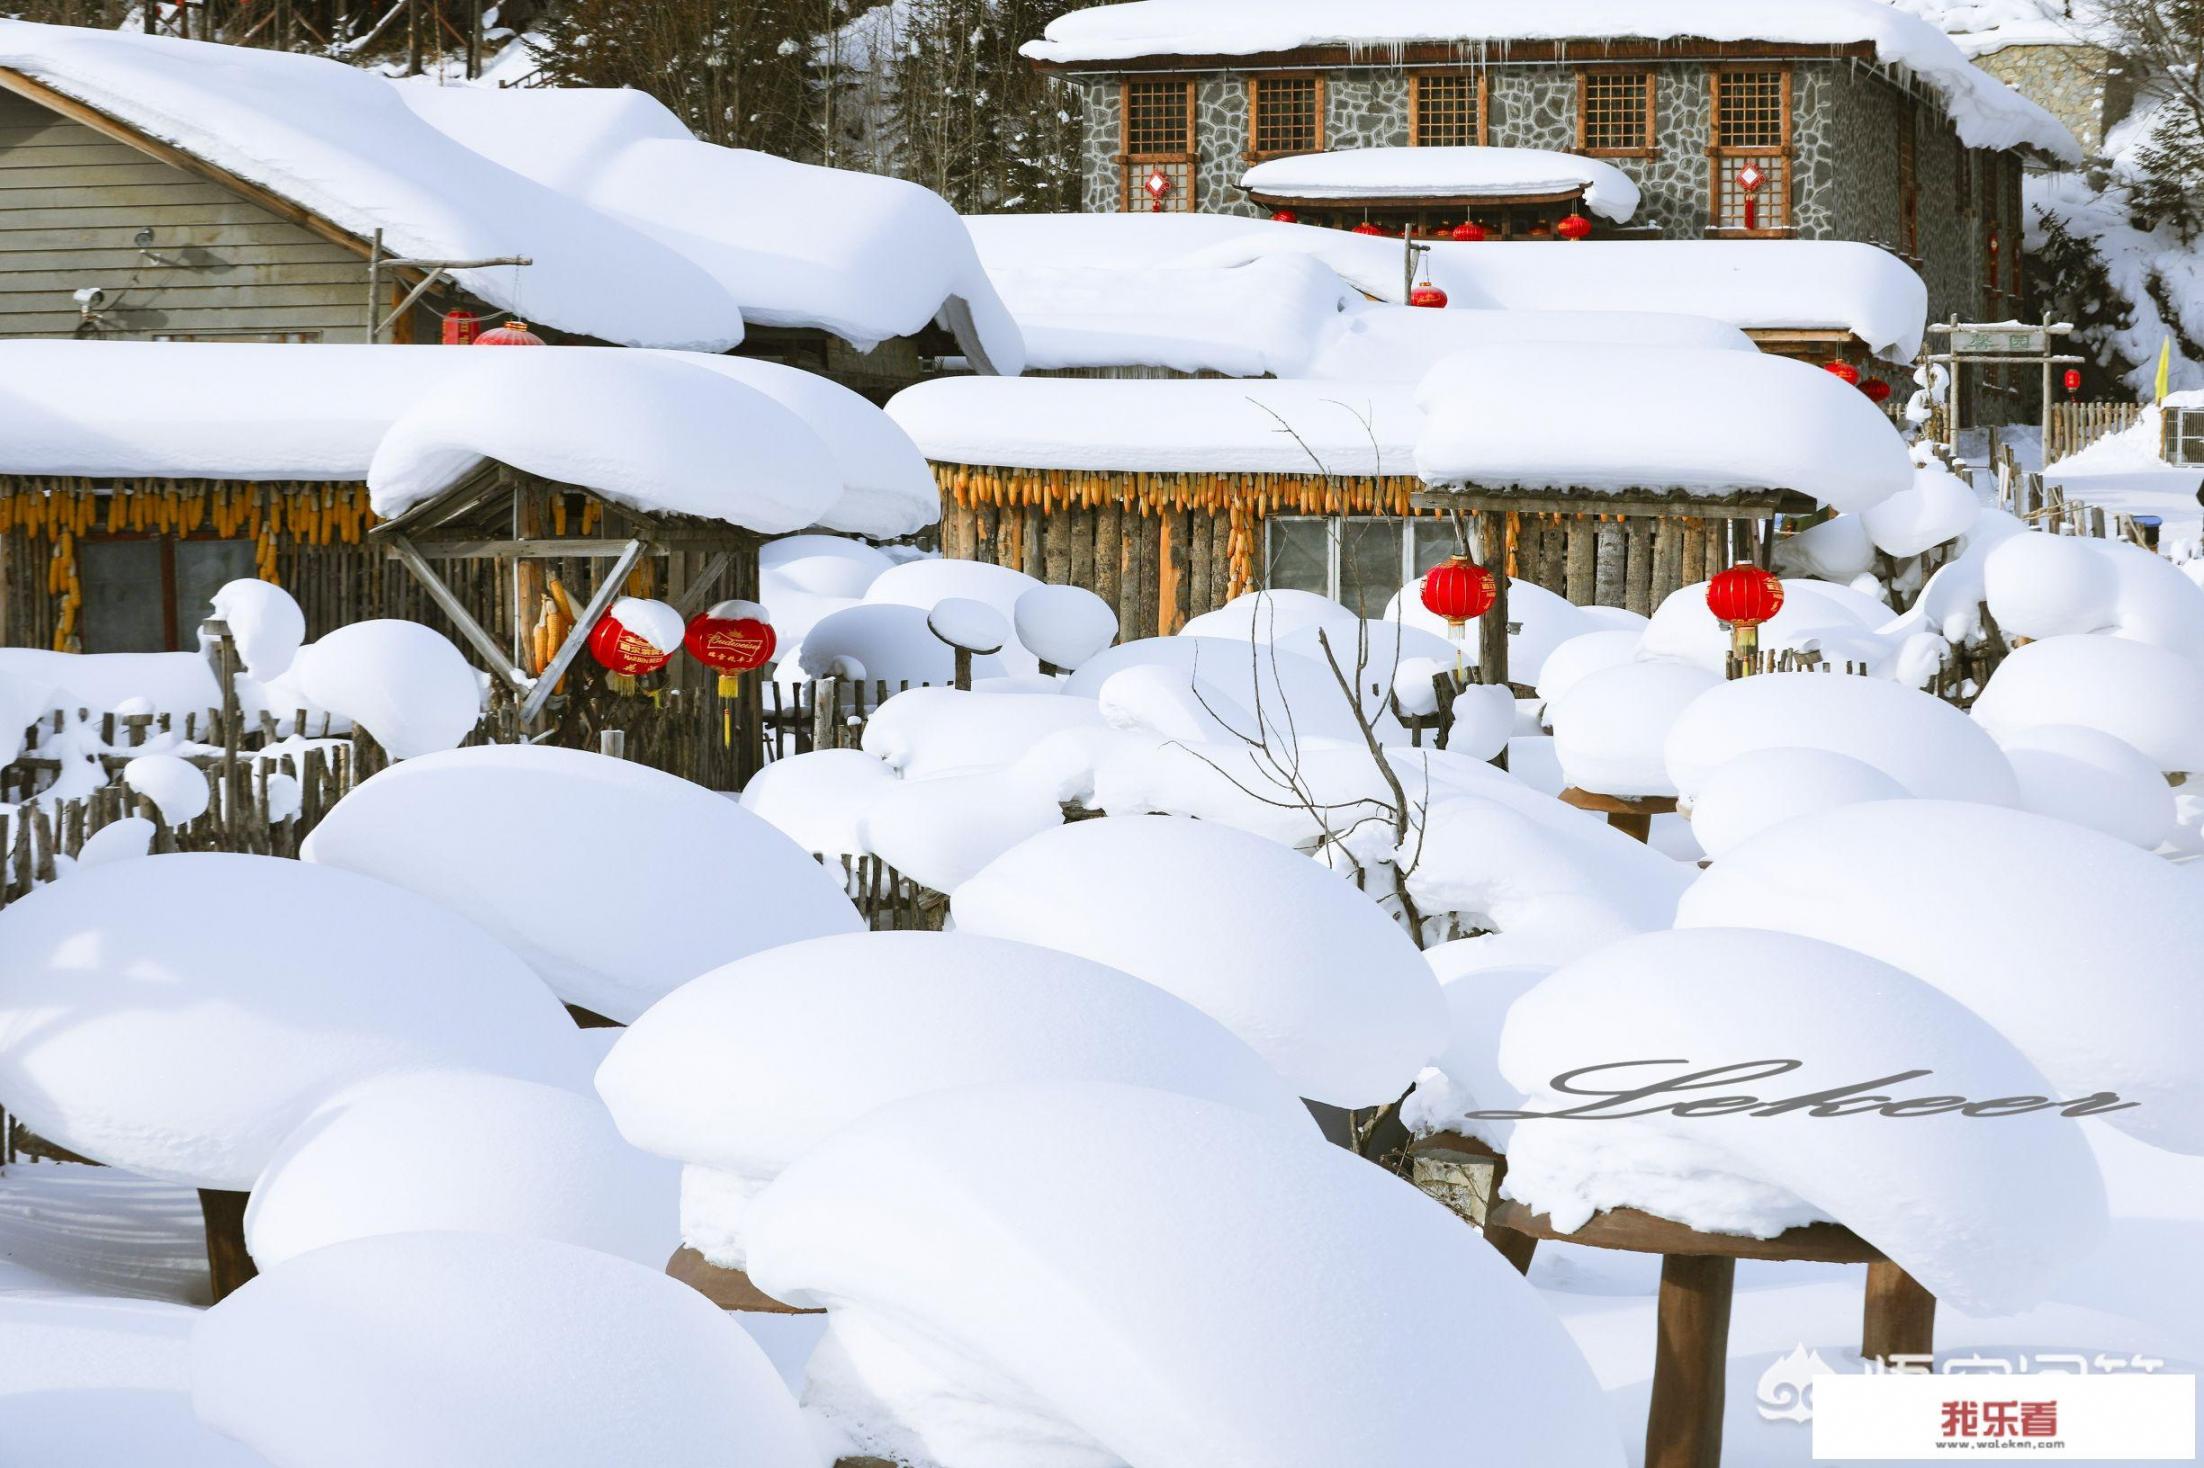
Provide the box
[1706,63,1794,237]
[1245,73,1325,161]
[1408,70,1488,148]
[1897,104,1919,260]
[1574,67,1657,158]
[1118,76,1198,213]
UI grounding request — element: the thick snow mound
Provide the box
[798,602,1003,686]
[1306,304,1756,382]
[1983,533,2204,666]
[864,559,1043,673]
[192,1232,815,1468]
[1417,348,1914,514]
[207,579,304,683]
[290,621,480,759]
[1665,671,2017,806]
[924,596,1008,655]
[1067,635,1405,746]
[122,753,210,825]
[952,816,1445,1105]
[1179,588,1365,645]
[738,748,896,856]
[1862,457,1982,557]
[1971,633,2204,773]
[761,534,895,598]
[1497,928,2105,1315]
[1243,144,1640,221]
[1014,584,1118,670]
[746,1082,1626,1468]
[860,686,1104,780]
[1548,659,1722,797]
[303,745,861,1022]
[369,351,842,532]
[0,853,581,1189]
[597,932,1310,1265]
[1994,723,2175,850]
[1534,629,1644,708]
[1679,800,2204,1154]
[1402,958,1552,1149]
[858,772,1062,892]
[1685,746,1909,860]
[1638,576,1893,674]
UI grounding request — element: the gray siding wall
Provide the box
[0,91,374,341]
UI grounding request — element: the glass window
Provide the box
[1123,79,1195,212]
[1265,516,1331,595]
[1339,518,1405,616]
[1412,73,1481,147]
[77,538,165,653]
[1710,68,1790,232]
[1251,76,1320,158]
[1411,520,1462,577]
[1580,71,1653,154]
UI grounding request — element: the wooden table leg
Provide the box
[197,1188,257,1304]
[1861,1260,1936,1364]
[1608,810,1653,843]
[1482,1221,1539,1276]
[1645,1253,1734,1468]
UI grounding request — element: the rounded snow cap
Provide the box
[1971,633,2204,774]
[951,816,1445,1106]
[0,853,583,1189]
[192,1232,817,1468]
[1014,583,1118,670]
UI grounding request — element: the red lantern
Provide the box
[1269,209,1299,224]
[588,611,673,680]
[2064,368,2083,395]
[1409,278,1449,309]
[475,320,546,347]
[1822,360,1862,386]
[1420,554,1496,637]
[1351,221,1387,236]
[1862,378,1893,404]
[684,604,776,694]
[1451,220,1487,242]
[440,309,479,346]
[1556,212,1593,241]
[1706,564,1783,673]
[1735,160,1767,229]
[1143,168,1172,211]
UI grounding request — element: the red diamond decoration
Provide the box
[1736,162,1765,192]
[1144,168,1173,200]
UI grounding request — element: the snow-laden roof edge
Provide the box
[1241,146,1641,223]
[1023,0,2081,162]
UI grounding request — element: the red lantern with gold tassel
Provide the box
[1706,565,1784,674]
[684,601,777,746]
[1419,553,1496,675]
[1556,212,1593,241]
[588,599,676,695]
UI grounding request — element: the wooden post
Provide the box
[405,0,421,76]
[599,728,626,760]
[1646,1253,1734,1468]
[1472,511,1510,691]
[953,648,973,691]
[1593,519,1626,608]
[198,1188,258,1303]
[1861,1260,1936,1364]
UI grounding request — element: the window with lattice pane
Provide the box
[1412,73,1481,147]
[1250,76,1321,158]
[1709,68,1791,231]
[1580,70,1652,154]
[1121,78,1194,212]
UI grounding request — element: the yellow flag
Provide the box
[2156,338,2173,403]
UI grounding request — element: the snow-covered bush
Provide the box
[1683,746,1908,860]
[1971,632,2204,774]
[290,620,481,759]
[1547,659,1721,797]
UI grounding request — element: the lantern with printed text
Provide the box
[1556,212,1593,242]
[1144,168,1172,211]
[685,601,776,747]
[2064,368,2083,396]
[1409,275,1449,309]
[440,309,479,346]
[1862,378,1893,404]
[1706,565,1784,673]
[1420,553,1496,654]
[588,608,673,695]
[1735,161,1766,230]
[1269,209,1299,224]
[1823,360,1862,386]
[1452,220,1488,242]
[475,320,546,347]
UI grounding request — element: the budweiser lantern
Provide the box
[588,606,673,696]
[1862,378,1893,404]
[1409,277,1449,309]
[1556,212,1593,241]
[1451,220,1488,242]
[440,308,479,346]
[475,320,546,347]
[684,603,776,695]
[1706,565,1784,673]
[2064,368,2083,395]
[1269,209,1299,224]
[1823,360,1862,386]
[1420,554,1496,639]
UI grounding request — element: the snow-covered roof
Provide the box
[1242,146,1641,223]
[0,341,941,538]
[0,23,1023,367]
[1024,0,2081,160]
[398,84,1026,373]
[967,214,1932,363]
[1415,346,1916,510]
[1305,305,1757,379]
[1882,0,2102,58]
[888,376,1424,475]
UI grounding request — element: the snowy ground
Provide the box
[6,1128,2197,1467]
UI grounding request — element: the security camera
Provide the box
[72,286,107,312]
[133,227,154,247]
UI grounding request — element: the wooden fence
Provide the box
[2044,402,2145,466]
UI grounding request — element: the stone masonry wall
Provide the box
[1976,44,2113,155]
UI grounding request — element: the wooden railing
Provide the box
[2044,401,2145,465]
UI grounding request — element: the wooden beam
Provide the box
[383,532,530,694]
[1412,489,1812,519]
[1030,37,1880,73]
[393,536,751,559]
[672,552,738,618]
